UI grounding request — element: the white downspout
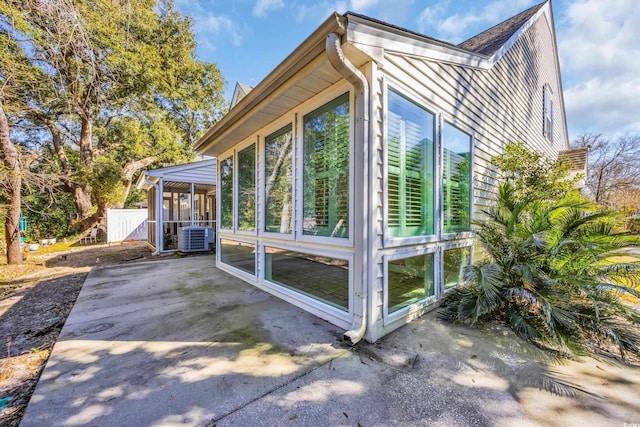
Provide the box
[326,32,370,345]
[143,174,161,256]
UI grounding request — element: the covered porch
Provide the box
[136,159,216,253]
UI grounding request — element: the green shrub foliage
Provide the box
[440,144,640,359]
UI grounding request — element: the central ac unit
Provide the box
[177,226,215,252]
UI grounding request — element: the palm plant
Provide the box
[440,182,640,358]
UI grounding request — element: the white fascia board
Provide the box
[345,17,490,70]
[143,159,217,179]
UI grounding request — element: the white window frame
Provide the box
[260,242,354,325]
[382,83,439,248]
[383,244,439,325]
[440,116,475,240]
[260,120,296,241]
[295,85,355,248]
[382,81,475,246]
[217,153,235,232]
[236,140,258,236]
[218,235,258,280]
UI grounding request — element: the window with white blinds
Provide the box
[387,89,435,238]
[302,93,350,238]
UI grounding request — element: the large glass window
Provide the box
[303,93,350,238]
[265,247,349,311]
[219,156,233,229]
[443,123,471,233]
[264,125,293,234]
[220,239,256,275]
[238,144,256,231]
[387,253,435,313]
[387,89,435,238]
[443,246,471,290]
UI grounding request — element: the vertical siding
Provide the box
[382,17,567,219]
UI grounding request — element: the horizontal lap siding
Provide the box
[382,17,567,218]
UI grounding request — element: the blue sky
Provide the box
[174,0,640,141]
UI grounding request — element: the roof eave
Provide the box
[345,12,490,69]
[194,13,347,155]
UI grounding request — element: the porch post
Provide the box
[158,178,164,252]
[191,182,195,226]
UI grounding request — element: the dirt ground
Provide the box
[0,241,155,427]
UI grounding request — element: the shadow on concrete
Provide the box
[19,255,640,427]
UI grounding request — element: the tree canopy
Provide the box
[572,133,640,212]
[1,0,227,241]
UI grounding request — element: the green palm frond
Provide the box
[440,179,640,360]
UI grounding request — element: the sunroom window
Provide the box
[387,253,435,313]
[238,144,256,231]
[387,89,435,238]
[219,156,234,229]
[264,125,293,234]
[302,93,350,238]
[443,122,471,233]
[443,246,471,290]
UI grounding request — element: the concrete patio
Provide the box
[21,255,640,426]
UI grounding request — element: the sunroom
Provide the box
[195,3,568,342]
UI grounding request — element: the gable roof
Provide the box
[230,82,253,109]
[458,1,546,56]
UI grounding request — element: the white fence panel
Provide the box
[106,209,148,243]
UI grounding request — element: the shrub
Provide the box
[439,182,640,358]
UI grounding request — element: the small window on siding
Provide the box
[543,85,553,142]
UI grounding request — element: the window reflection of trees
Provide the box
[265,125,293,233]
[303,93,350,238]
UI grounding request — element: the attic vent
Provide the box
[178,226,215,252]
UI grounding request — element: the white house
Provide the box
[136,159,216,253]
[194,1,573,343]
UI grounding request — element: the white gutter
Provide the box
[143,173,161,256]
[326,32,370,345]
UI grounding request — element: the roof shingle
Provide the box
[458,1,546,56]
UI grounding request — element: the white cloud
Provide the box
[350,0,379,10]
[294,1,348,24]
[191,14,246,51]
[417,0,535,43]
[253,0,285,18]
[558,0,640,138]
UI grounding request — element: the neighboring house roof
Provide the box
[558,147,589,171]
[458,2,546,56]
[135,158,217,191]
[230,82,253,109]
